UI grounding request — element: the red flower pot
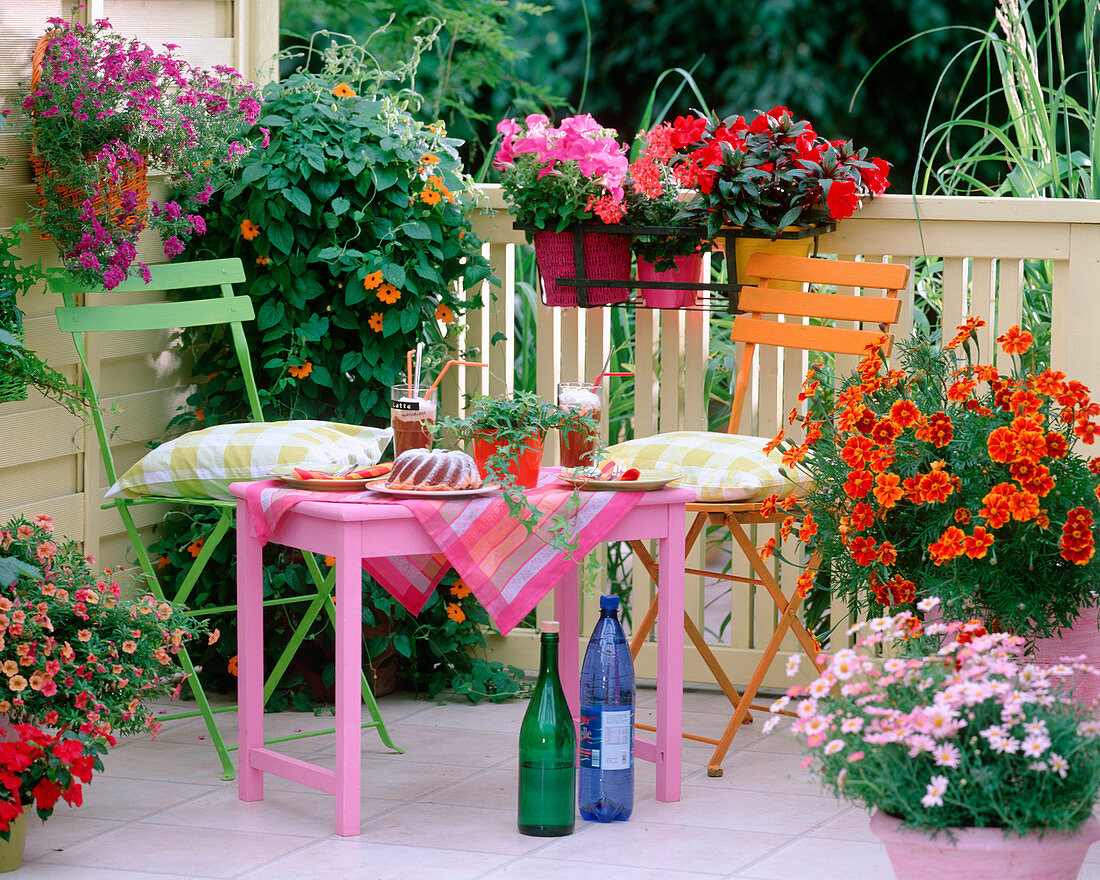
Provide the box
[532,229,632,307]
[637,254,702,308]
[473,432,545,488]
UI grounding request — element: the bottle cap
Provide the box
[541,620,560,634]
[599,594,620,611]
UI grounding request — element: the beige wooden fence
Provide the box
[0,0,276,566]
[467,187,1100,689]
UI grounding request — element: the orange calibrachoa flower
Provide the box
[240,219,260,240]
[288,361,313,379]
[434,303,455,324]
[331,82,356,98]
[377,283,402,304]
[368,312,384,333]
[766,319,1100,641]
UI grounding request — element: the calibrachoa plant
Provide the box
[623,119,711,269]
[0,514,209,739]
[0,723,103,839]
[18,16,259,288]
[671,106,891,238]
[766,320,1100,641]
[775,603,1100,834]
[494,113,630,230]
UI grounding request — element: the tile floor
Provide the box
[12,686,1100,879]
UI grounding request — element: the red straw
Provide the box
[593,371,634,386]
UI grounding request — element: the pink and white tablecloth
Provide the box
[242,469,643,634]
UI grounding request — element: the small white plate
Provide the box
[364,478,503,499]
[557,469,684,492]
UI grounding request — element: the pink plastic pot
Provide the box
[1031,603,1100,707]
[870,811,1100,880]
[636,254,702,308]
[532,229,632,307]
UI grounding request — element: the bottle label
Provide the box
[579,706,633,770]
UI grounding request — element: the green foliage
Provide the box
[0,221,88,415]
[154,38,509,703]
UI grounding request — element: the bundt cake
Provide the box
[386,448,483,491]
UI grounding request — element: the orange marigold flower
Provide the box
[915,411,953,447]
[947,378,978,402]
[1014,430,1046,465]
[997,325,1034,355]
[420,188,442,206]
[446,603,466,623]
[873,473,904,508]
[797,380,821,403]
[759,495,779,519]
[848,536,878,566]
[889,399,921,429]
[844,469,874,499]
[917,470,954,505]
[1060,507,1096,564]
[986,426,1016,463]
[435,303,455,324]
[798,514,818,542]
[363,271,384,290]
[759,537,777,560]
[962,526,995,559]
[368,312,384,333]
[867,447,896,474]
[870,419,900,446]
[1045,432,1069,459]
[928,526,965,564]
[1033,368,1067,397]
[979,484,1014,529]
[240,219,260,240]
[779,516,795,541]
[332,82,356,98]
[877,541,897,566]
[781,444,808,468]
[841,436,875,468]
[377,283,402,304]
[795,571,815,599]
[946,317,986,350]
[1075,418,1099,445]
[954,507,971,524]
[762,430,786,455]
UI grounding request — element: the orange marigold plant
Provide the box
[771,322,1100,641]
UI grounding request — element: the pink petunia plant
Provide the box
[16,16,260,289]
[494,113,630,231]
[770,600,1100,836]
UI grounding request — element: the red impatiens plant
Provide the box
[670,106,891,238]
[0,723,103,839]
[766,320,1100,641]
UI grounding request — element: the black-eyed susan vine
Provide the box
[152,38,517,707]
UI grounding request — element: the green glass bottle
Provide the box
[517,620,576,836]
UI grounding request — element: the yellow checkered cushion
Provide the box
[106,420,393,501]
[605,431,809,503]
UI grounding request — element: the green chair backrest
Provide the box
[53,258,263,488]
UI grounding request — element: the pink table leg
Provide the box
[554,566,581,724]
[655,502,685,802]
[236,503,265,802]
[333,529,364,836]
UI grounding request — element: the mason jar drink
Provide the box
[390,384,437,457]
[556,381,602,468]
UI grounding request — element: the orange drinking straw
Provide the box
[593,371,634,385]
[427,360,488,396]
[406,350,414,396]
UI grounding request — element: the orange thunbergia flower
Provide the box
[377,283,402,304]
[227,655,238,676]
[195,407,204,422]
[256,255,269,266]
[240,219,260,240]
[446,602,466,623]
[332,82,356,98]
[450,581,471,599]
[187,537,205,557]
[324,556,335,567]
[288,361,313,379]
[435,303,455,324]
[363,271,384,290]
[157,554,169,569]
[368,312,384,333]
[997,325,1034,355]
[963,527,995,559]
[873,473,904,508]
[419,153,440,166]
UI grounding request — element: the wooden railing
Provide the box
[463,186,1100,689]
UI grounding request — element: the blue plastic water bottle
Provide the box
[578,594,635,822]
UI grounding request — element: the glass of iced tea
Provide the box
[390,384,437,457]
[556,381,602,468]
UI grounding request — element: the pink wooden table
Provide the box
[230,482,692,836]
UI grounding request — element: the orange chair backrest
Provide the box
[727,253,910,434]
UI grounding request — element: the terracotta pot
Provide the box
[637,254,702,308]
[472,432,544,489]
[0,806,29,874]
[1031,603,1100,708]
[870,811,1100,880]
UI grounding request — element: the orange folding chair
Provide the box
[628,252,910,775]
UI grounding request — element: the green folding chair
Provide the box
[53,258,399,779]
